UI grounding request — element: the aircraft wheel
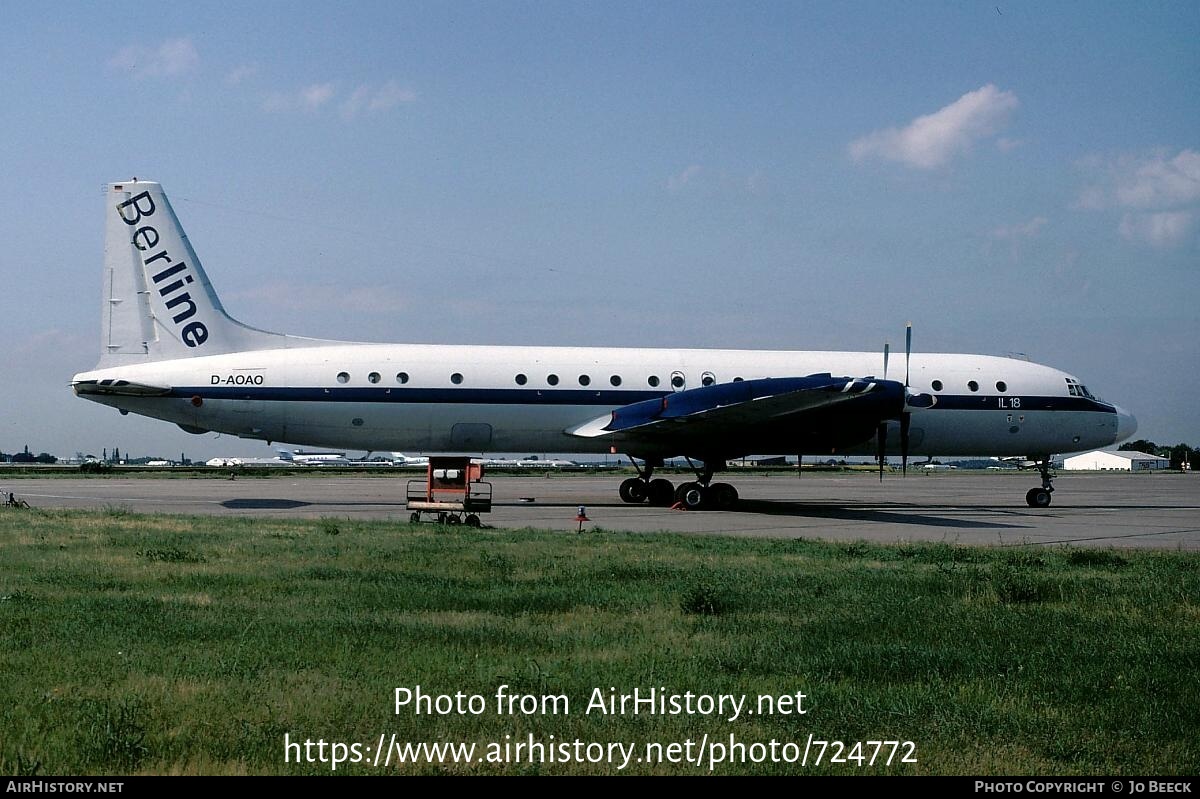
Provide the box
[465,514,481,527]
[409,512,421,524]
[1026,488,1052,508]
[708,482,739,511]
[675,482,706,510]
[619,478,648,504]
[647,478,675,506]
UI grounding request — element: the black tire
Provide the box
[647,478,675,506]
[708,482,739,511]
[1026,488,1052,508]
[675,481,706,510]
[446,514,461,525]
[409,511,421,524]
[465,514,481,527]
[619,478,648,503]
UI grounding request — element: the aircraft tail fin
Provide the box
[99,180,293,366]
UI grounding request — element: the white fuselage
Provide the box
[73,343,1130,458]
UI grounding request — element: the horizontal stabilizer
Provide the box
[72,378,171,397]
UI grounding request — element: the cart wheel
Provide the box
[409,512,420,524]
[446,514,461,525]
[465,514,480,527]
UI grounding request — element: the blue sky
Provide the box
[1,2,1196,460]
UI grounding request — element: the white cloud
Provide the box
[745,170,766,194]
[225,65,258,86]
[1077,148,1200,249]
[340,86,370,119]
[340,81,417,119]
[990,216,1047,240]
[109,37,199,79]
[1078,149,1200,210]
[666,165,703,191]
[300,83,335,110]
[1075,184,1108,212]
[988,216,1048,262]
[1115,149,1200,209]
[265,80,415,117]
[369,80,417,111]
[849,84,1018,169]
[263,83,336,113]
[1119,211,1196,249]
[665,164,770,195]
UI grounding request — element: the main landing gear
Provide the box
[618,457,676,507]
[618,458,740,511]
[1025,455,1055,508]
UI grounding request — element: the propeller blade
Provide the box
[900,412,910,476]
[904,322,912,387]
[877,422,887,482]
[883,342,890,382]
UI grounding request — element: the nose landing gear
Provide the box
[1025,456,1055,507]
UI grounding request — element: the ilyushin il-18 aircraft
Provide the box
[73,180,1136,509]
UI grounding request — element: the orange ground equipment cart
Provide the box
[406,457,492,526]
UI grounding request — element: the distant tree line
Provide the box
[0,445,56,464]
[1119,440,1198,470]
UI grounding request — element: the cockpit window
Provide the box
[1065,377,1097,400]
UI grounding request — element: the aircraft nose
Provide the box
[1114,406,1137,443]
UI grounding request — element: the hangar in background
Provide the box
[1063,450,1170,471]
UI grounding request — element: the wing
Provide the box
[566,374,906,457]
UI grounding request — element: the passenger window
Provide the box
[368,372,381,384]
[610,375,621,387]
[336,372,350,384]
[547,374,559,386]
[396,372,409,384]
[701,372,716,387]
[451,373,463,385]
[671,372,685,389]
[578,375,591,386]
[647,375,660,387]
[931,380,943,391]
[967,380,979,392]
[996,381,1007,392]
[515,374,527,385]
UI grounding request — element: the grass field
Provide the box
[1,507,1197,775]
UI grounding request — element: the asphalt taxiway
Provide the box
[4,472,1197,549]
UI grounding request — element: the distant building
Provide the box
[1063,450,1170,471]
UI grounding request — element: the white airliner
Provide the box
[72,180,1136,509]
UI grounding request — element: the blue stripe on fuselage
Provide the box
[173,386,665,405]
[168,386,1117,414]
